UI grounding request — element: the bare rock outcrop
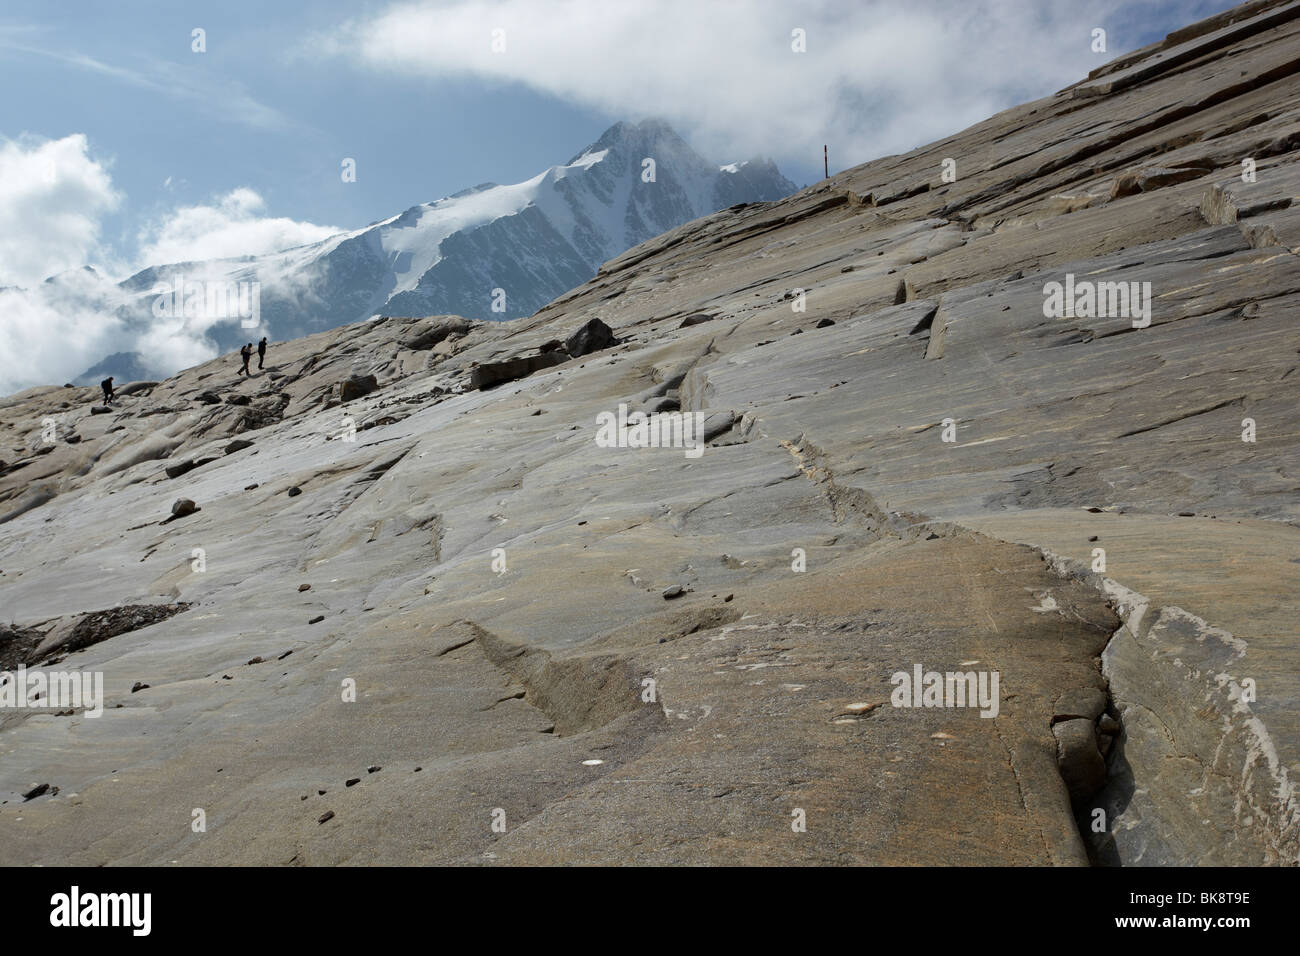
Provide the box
[0,1,1297,867]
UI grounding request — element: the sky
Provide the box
[0,0,1240,389]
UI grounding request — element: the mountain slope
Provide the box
[2,0,1298,867]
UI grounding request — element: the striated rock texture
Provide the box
[1,1,1298,866]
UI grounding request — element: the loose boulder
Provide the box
[163,456,217,479]
[470,352,568,390]
[565,318,618,357]
[171,498,199,517]
[340,374,379,403]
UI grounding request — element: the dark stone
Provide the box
[90,406,112,415]
[22,783,50,801]
[308,615,325,624]
[197,391,221,405]
[287,486,302,497]
[678,313,716,328]
[224,439,254,454]
[565,317,618,357]
[226,394,252,406]
[131,682,149,693]
[663,585,685,600]
[470,352,568,390]
[816,318,836,328]
[340,374,379,402]
[346,778,360,787]
[0,624,45,670]
[318,810,335,824]
[171,498,199,517]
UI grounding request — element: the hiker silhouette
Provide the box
[101,376,114,404]
[257,337,268,369]
[239,344,252,376]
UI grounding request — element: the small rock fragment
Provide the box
[170,498,199,518]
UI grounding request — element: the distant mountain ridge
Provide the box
[72,119,796,384]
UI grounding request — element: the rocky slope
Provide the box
[1,0,1298,865]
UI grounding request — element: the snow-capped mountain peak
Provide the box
[70,119,795,384]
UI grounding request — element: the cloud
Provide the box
[0,134,120,287]
[135,187,342,266]
[0,270,130,395]
[0,137,341,393]
[0,41,297,131]
[319,0,1210,169]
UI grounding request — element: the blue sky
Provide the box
[0,0,622,271]
[0,0,1238,283]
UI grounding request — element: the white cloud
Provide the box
[320,0,1165,169]
[0,137,341,393]
[0,271,130,395]
[135,187,341,266]
[0,134,120,287]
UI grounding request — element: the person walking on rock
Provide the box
[238,343,252,376]
[100,376,114,405]
[257,336,268,370]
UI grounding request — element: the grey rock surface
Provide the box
[0,1,1297,866]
